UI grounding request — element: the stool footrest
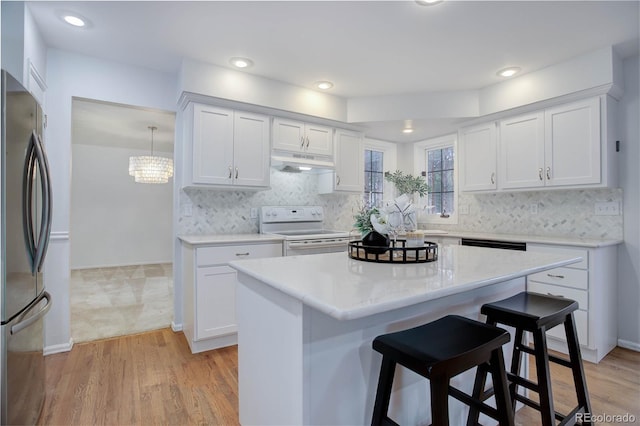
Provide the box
[516,344,536,356]
[448,386,501,421]
[506,372,539,393]
[548,353,573,369]
[514,394,566,422]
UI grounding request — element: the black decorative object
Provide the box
[361,231,390,255]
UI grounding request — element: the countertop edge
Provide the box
[231,254,582,321]
[424,231,622,248]
[178,234,284,245]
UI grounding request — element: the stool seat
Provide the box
[373,315,510,378]
[480,292,578,332]
[372,315,514,426]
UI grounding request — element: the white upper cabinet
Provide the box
[544,97,601,187]
[459,122,497,192]
[186,103,270,188]
[319,129,364,193]
[499,112,545,189]
[462,96,614,193]
[273,118,333,157]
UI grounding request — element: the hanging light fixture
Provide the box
[128,126,174,184]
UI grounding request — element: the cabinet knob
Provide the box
[538,168,543,181]
[546,167,552,180]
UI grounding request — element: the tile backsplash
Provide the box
[178,169,362,235]
[180,170,623,241]
[423,188,623,240]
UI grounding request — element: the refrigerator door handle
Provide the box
[22,134,38,271]
[10,291,52,335]
[33,132,52,272]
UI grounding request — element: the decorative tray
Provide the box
[348,239,438,263]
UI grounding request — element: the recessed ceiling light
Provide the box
[316,81,334,90]
[59,11,90,28]
[230,57,254,69]
[415,0,443,6]
[497,67,521,78]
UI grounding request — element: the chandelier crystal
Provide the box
[129,126,174,184]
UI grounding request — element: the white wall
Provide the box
[70,143,173,269]
[43,49,177,353]
[617,54,640,350]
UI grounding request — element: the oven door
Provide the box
[285,238,349,256]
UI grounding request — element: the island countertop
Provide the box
[229,245,581,321]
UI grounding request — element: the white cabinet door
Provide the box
[272,118,333,156]
[459,122,497,191]
[544,97,601,187]
[195,265,237,341]
[305,124,333,156]
[333,129,363,192]
[499,112,545,189]
[273,118,305,152]
[192,104,234,185]
[233,111,270,187]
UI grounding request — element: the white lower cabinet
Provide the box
[182,241,282,353]
[527,243,617,363]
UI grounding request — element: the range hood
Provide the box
[271,152,334,173]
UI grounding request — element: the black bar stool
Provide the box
[468,292,592,426]
[371,315,514,426]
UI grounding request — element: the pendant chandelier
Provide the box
[129,126,174,184]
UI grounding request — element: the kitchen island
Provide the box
[229,245,581,425]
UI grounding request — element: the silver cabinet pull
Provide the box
[300,136,305,149]
[336,175,341,186]
[306,136,310,148]
[235,167,239,179]
[538,168,543,181]
[235,252,250,256]
[228,166,232,179]
[547,273,565,279]
[490,172,495,185]
[546,166,551,180]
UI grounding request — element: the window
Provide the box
[364,149,384,207]
[426,146,455,215]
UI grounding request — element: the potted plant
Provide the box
[353,205,390,254]
[383,170,429,232]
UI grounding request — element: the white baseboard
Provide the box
[171,321,183,332]
[618,339,640,352]
[44,338,74,355]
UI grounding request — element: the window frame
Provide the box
[364,139,397,208]
[413,134,458,225]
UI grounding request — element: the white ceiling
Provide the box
[29,0,640,142]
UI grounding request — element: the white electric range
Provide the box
[259,206,350,256]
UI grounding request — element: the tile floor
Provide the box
[70,263,173,343]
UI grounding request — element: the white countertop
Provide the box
[230,245,581,320]
[422,230,622,248]
[178,233,284,245]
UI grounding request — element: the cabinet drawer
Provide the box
[528,267,588,290]
[197,243,282,266]
[546,309,588,346]
[527,244,588,269]
[527,282,588,310]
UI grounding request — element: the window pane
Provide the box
[428,150,442,171]
[443,170,454,191]
[364,171,372,191]
[442,192,455,214]
[443,147,454,170]
[371,151,383,170]
[364,150,372,169]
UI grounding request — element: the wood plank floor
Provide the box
[40,328,639,425]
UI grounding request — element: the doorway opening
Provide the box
[70,98,175,343]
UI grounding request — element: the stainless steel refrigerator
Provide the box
[1,70,53,425]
